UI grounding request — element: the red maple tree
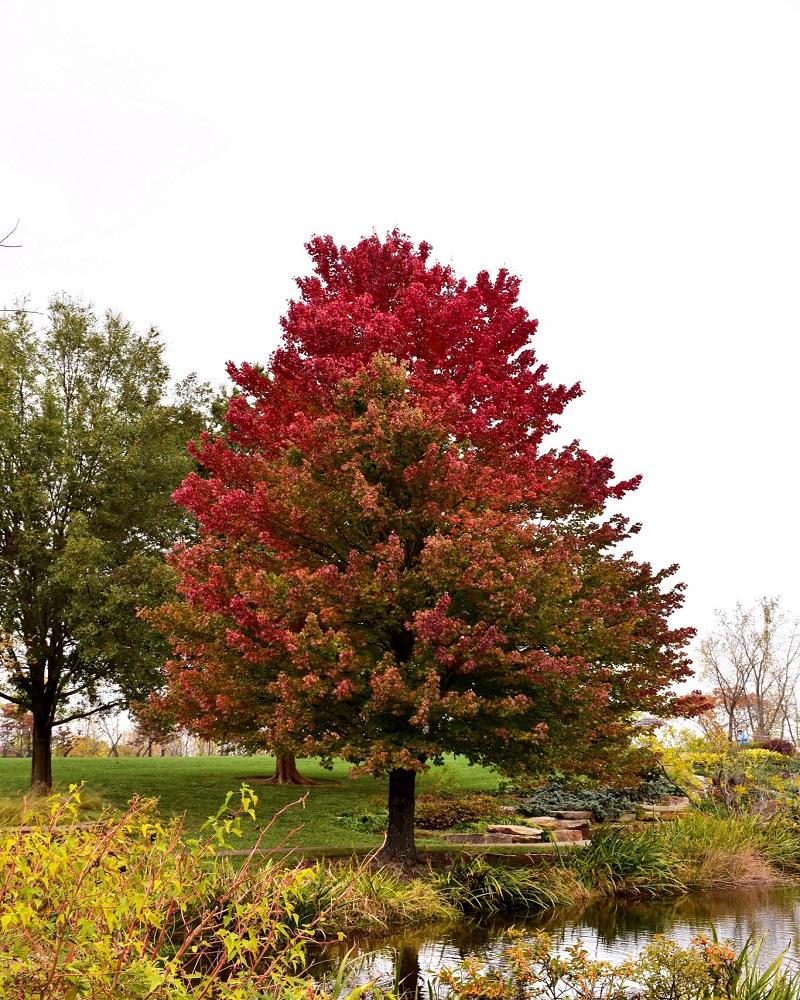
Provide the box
[152,232,693,863]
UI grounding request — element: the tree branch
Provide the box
[0,689,28,707]
[53,701,124,727]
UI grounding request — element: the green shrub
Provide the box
[334,808,388,833]
[516,775,682,822]
[415,792,501,830]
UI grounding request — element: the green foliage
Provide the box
[335,809,388,833]
[0,302,211,789]
[574,812,800,899]
[0,784,408,998]
[516,773,681,821]
[286,862,456,934]
[643,729,800,811]
[654,811,800,886]
[415,792,502,830]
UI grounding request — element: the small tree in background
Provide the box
[153,233,694,863]
[700,598,800,742]
[0,302,208,791]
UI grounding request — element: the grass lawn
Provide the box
[0,754,501,853]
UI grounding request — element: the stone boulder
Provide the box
[485,824,543,840]
[550,829,586,843]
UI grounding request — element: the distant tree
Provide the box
[0,703,31,757]
[153,233,694,864]
[700,598,800,741]
[129,698,179,757]
[0,302,208,792]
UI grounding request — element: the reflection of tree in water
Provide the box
[394,943,421,998]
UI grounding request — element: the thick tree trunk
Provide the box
[30,713,53,795]
[265,751,316,785]
[377,768,418,866]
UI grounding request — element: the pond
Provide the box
[314,885,800,995]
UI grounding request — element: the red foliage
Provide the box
[670,690,716,718]
[151,232,694,783]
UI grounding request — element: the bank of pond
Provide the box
[4,786,800,997]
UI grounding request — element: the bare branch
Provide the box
[0,220,21,248]
[53,701,124,727]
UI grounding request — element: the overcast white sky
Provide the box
[2,1,799,661]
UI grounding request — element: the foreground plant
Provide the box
[0,786,365,999]
[435,931,800,1000]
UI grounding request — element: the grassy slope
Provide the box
[0,754,500,852]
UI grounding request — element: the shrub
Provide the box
[415,792,502,830]
[334,808,388,833]
[754,738,796,757]
[0,785,373,998]
[655,811,800,887]
[435,931,790,1000]
[292,861,456,934]
[516,774,682,822]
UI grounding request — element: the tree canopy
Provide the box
[0,301,207,790]
[153,232,694,861]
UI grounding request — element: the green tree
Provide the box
[0,301,206,792]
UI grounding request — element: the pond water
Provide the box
[314,885,800,995]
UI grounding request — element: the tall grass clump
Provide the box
[434,856,584,914]
[573,827,686,898]
[289,861,457,934]
[653,812,800,889]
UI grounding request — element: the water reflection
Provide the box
[315,885,800,995]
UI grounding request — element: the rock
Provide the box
[498,805,518,815]
[523,816,561,828]
[441,833,517,844]
[519,816,589,829]
[554,810,594,821]
[550,829,585,843]
[637,803,689,820]
[661,796,691,809]
[485,824,543,840]
[441,831,543,844]
[616,813,637,823]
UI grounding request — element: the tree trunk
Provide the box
[377,768,418,866]
[265,751,316,785]
[30,713,53,795]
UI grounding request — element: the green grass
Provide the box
[0,754,500,852]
